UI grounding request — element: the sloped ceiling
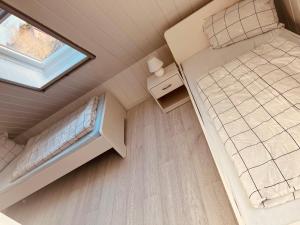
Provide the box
[0,0,211,137]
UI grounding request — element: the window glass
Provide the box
[0,14,64,61]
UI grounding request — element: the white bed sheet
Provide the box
[182,28,300,225]
[0,96,105,194]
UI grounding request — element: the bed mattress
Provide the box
[182,28,300,225]
[0,95,105,193]
[196,35,300,208]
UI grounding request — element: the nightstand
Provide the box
[147,63,190,113]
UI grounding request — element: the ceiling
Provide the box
[0,0,210,137]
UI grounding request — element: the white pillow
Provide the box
[203,0,282,49]
[0,132,24,172]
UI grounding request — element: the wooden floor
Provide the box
[4,99,237,225]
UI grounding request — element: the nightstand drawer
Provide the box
[150,74,183,99]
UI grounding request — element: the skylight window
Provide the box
[0,6,94,91]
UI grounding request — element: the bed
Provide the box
[165,0,300,224]
[0,92,126,210]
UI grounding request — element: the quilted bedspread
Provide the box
[196,36,300,208]
[12,96,99,181]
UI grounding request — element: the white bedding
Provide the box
[182,28,300,225]
[196,35,300,208]
[12,96,99,181]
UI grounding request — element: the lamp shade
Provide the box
[147,57,164,73]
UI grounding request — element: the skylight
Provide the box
[0,6,94,91]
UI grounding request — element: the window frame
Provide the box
[0,44,43,69]
[0,1,95,92]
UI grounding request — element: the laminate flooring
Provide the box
[4,99,237,225]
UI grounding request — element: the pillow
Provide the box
[0,132,24,172]
[203,0,282,49]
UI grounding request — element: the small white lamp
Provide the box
[147,57,164,77]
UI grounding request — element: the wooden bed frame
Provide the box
[165,0,238,64]
[164,1,300,225]
[0,92,126,210]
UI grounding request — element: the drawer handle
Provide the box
[162,84,172,90]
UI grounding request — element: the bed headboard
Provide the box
[164,0,239,65]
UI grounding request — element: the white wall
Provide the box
[15,45,173,143]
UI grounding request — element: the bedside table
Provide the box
[147,63,190,113]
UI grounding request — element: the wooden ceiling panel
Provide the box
[0,0,211,137]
